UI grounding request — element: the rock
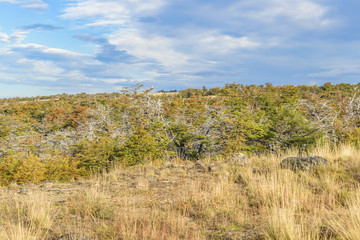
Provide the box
[194,160,207,171]
[163,162,175,168]
[227,153,250,166]
[45,188,73,192]
[56,233,91,240]
[252,167,262,175]
[18,188,30,195]
[179,164,193,169]
[280,156,328,172]
[40,180,55,189]
[234,174,247,186]
[208,163,221,172]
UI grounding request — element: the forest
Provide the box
[0,82,359,185]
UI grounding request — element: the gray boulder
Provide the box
[280,156,328,172]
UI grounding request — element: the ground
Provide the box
[1,144,360,239]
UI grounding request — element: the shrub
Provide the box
[14,154,47,184]
[119,127,167,166]
[44,155,80,181]
[0,154,22,185]
[74,137,120,175]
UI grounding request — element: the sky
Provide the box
[0,0,360,97]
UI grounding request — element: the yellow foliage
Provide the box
[0,154,21,185]
[44,156,80,181]
[14,154,47,184]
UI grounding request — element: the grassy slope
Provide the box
[0,143,360,240]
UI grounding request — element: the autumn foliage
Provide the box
[0,82,360,185]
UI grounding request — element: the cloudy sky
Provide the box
[0,0,359,97]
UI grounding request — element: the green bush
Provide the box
[119,127,167,166]
[75,137,120,175]
[44,155,80,181]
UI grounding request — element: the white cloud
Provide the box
[20,0,48,11]
[0,31,28,43]
[9,31,28,43]
[0,0,17,3]
[231,0,334,29]
[62,0,334,67]
[0,44,91,86]
[0,58,63,83]
[198,32,260,53]
[9,43,89,65]
[0,0,48,10]
[102,78,128,84]
[17,58,64,78]
[64,0,189,73]
[0,32,9,43]
[62,0,165,26]
[308,65,360,78]
[62,1,129,22]
[0,0,341,94]
[0,42,166,92]
[63,0,266,78]
[86,20,127,27]
[109,29,189,71]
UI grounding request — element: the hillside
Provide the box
[1,143,360,239]
[1,83,360,239]
[0,83,360,184]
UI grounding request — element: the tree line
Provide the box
[0,82,359,184]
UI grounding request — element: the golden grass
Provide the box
[0,193,52,240]
[0,143,359,239]
[327,188,360,240]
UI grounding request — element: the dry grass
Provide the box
[0,143,359,239]
[327,188,360,240]
[0,193,52,240]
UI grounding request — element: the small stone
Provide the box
[185,164,193,169]
[163,162,175,168]
[18,188,30,195]
[252,167,262,175]
[194,160,206,170]
[280,156,328,172]
[208,163,220,172]
[45,188,73,192]
[227,153,251,166]
[56,233,91,240]
[40,180,55,188]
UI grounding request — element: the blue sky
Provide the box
[0,0,359,97]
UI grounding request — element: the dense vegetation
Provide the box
[0,82,360,185]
